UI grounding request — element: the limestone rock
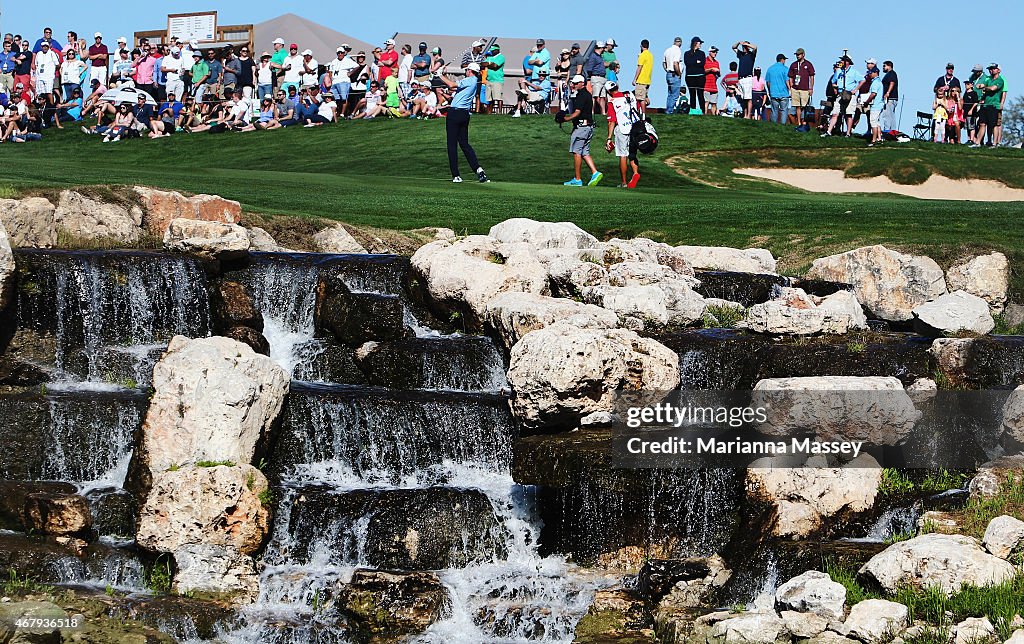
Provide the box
[0,196,56,247]
[53,190,143,244]
[708,612,791,644]
[134,186,241,235]
[137,464,270,555]
[312,223,368,254]
[339,570,451,638]
[747,454,882,538]
[780,610,830,639]
[775,570,847,619]
[843,599,908,643]
[954,617,995,644]
[947,252,1009,314]
[744,288,867,335]
[583,280,707,330]
[506,322,680,429]
[970,457,1024,499]
[411,235,549,326]
[543,251,609,298]
[1006,630,1024,644]
[858,533,1016,595]
[929,337,974,375]
[912,291,995,336]
[484,292,617,350]
[1001,385,1024,447]
[807,245,947,322]
[907,378,938,404]
[246,226,291,252]
[647,556,732,609]
[23,492,92,537]
[753,376,920,445]
[163,218,250,260]
[488,217,598,249]
[607,260,700,288]
[172,544,259,601]
[675,245,778,274]
[982,515,1024,560]
[602,238,696,277]
[0,600,68,641]
[135,335,288,476]
[0,219,14,310]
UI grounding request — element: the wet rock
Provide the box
[858,533,1016,595]
[24,491,92,538]
[753,376,920,445]
[485,292,617,350]
[675,245,777,274]
[575,588,652,643]
[53,190,143,245]
[209,280,263,331]
[0,196,57,247]
[0,481,76,531]
[0,600,67,642]
[172,543,260,601]
[912,291,995,336]
[947,252,1009,314]
[411,235,549,328]
[657,328,773,390]
[86,487,137,539]
[339,569,451,639]
[288,486,508,570]
[0,355,50,386]
[506,322,679,429]
[137,464,271,556]
[291,341,367,384]
[163,218,250,261]
[354,336,506,391]
[842,599,908,642]
[692,271,790,307]
[645,556,732,609]
[245,226,291,252]
[315,273,410,345]
[583,280,706,330]
[312,223,368,254]
[134,186,240,236]
[488,218,598,249]
[1002,386,1024,449]
[0,219,15,310]
[982,515,1024,560]
[807,245,947,322]
[223,325,270,355]
[775,570,846,619]
[131,335,288,485]
[932,336,1024,388]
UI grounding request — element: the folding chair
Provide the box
[912,111,934,141]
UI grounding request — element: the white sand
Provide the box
[733,168,1024,202]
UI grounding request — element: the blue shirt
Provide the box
[451,75,478,110]
[832,67,862,92]
[764,62,790,98]
[33,38,62,53]
[0,51,16,73]
[65,97,82,120]
[737,50,756,77]
[584,52,604,78]
[530,48,551,80]
[867,77,883,108]
[159,101,183,118]
[412,53,431,78]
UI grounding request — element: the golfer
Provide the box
[563,74,603,186]
[437,62,490,183]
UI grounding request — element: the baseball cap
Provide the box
[384,38,395,45]
[865,57,877,64]
[290,43,298,49]
[419,41,427,49]
[972,64,983,72]
[302,49,312,56]
[40,41,49,47]
[691,36,703,44]
[536,38,545,45]
[94,32,102,39]
[709,45,719,53]
[117,36,127,43]
[776,53,787,61]
[561,48,570,54]
[490,43,501,51]
[673,37,683,44]
[946,62,955,69]
[538,69,549,75]
[90,78,99,85]
[794,48,805,55]
[606,38,616,46]
[15,82,23,89]
[466,62,481,72]
[171,46,180,54]
[606,81,617,91]
[840,55,853,64]
[431,47,440,54]
[192,52,201,58]
[340,43,351,50]
[272,37,285,45]
[260,51,270,58]
[472,40,485,47]
[988,62,999,69]
[336,46,346,53]
[571,74,585,83]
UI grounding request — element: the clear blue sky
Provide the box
[5,0,1016,129]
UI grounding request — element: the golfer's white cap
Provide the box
[571,74,585,83]
[340,43,350,50]
[273,37,285,45]
[384,39,395,45]
[466,62,481,72]
[302,49,313,56]
[93,32,102,39]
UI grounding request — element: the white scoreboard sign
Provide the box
[167,12,218,43]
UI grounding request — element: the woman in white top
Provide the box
[305,94,337,126]
[256,53,274,101]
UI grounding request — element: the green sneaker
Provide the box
[587,171,604,187]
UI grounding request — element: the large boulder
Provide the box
[858,533,1016,595]
[982,515,1024,560]
[134,186,241,235]
[172,543,260,601]
[747,454,882,538]
[775,570,847,620]
[316,273,410,345]
[246,226,292,252]
[506,322,680,429]
[163,218,250,260]
[411,235,549,326]
[210,281,263,332]
[484,292,618,350]
[1001,385,1024,448]
[753,376,920,445]
[0,219,14,310]
[707,612,791,644]
[644,556,732,609]
[842,599,908,643]
[312,223,368,253]
[583,280,707,330]
[339,570,451,638]
[133,336,289,482]
[806,245,947,322]
[137,464,271,556]
[606,260,699,288]
[23,492,92,538]
[744,289,867,335]
[488,217,598,249]
[543,251,609,298]
[0,196,56,247]
[602,238,696,277]
[675,245,778,274]
[912,291,995,336]
[53,190,143,244]
[947,252,1009,314]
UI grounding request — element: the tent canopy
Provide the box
[253,13,376,62]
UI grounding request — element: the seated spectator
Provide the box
[274,89,297,126]
[721,87,741,116]
[254,97,281,129]
[132,93,154,134]
[46,87,82,128]
[103,102,137,142]
[512,69,551,116]
[304,93,337,126]
[226,88,254,130]
[353,80,383,118]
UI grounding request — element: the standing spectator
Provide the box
[683,36,706,113]
[634,39,653,107]
[436,62,489,184]
[190,52,210,100]
[88,33,109,85]
[162,47,186,102]
[972,63,1005,147]
[327,46,358,113]
[863,67,883,145]
[13,42,32,94]
[383,66,401,116]
[398,44,414,98]
[662,37,682,114]
[731,40,757,118]
[522,47,535,78]
[946,87,963,144]
[788,48,814,125]
[269,37,287,88]
[749,67,766,121]
[237,46,255,99]
[562,74,602,187]
[822,56,861,137]
[585,42,605,92]
[33,41,61,97]
[59,49,86,100]
[412,42,431,86]
[880,60,898,132]
[932,87,948,143]
[256,52,274,101]
[33,27,61,54]
[223,48,242,98]
[462,40,486,69]
[280,44,302,93]
[529,39,551,79]
[484,44,505,113]
[0,40,16,92]
[554,49,571,82]
[205,49,224,97]
[963,79,979,144]
[721,61,738,94]
[597,39,617,114]
[299,49,318,89]
[764,53,791,125]
[703,46,721,115]
[568,43,585,78]
[133,43,157,96]
[934,63,961,93]
[378,39,398,83]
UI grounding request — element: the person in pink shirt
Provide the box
[133,42,158,96]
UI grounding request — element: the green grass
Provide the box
[194,459,237,468]
[7,115,1024,291]
[879,468,972,498]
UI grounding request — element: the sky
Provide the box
[3,0,1017,129]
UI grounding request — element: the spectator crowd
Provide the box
[0,25,1009,148]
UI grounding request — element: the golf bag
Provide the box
[631,117,658,154]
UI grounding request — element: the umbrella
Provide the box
[99,86,157,106]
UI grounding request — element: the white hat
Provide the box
[171,46,181,54]
[384,39,395,45]
[866,57,877,64]
[302,49,313,56]
[340,43,350,50]
[472,40,485,47]
[117,36,127,43]
[606,38,616,46]
[336,46,346,53]
[597,41,605,48]
[93,32,102,38]
[606,80,618,91]
[571,74,585,83]
[273,37,285,45]
[190,39,198,47]
[466,62,481,72]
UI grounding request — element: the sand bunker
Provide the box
[734,168,1024,202]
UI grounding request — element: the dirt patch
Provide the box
[734,168,1024,202]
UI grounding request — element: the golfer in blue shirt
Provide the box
[438,63,490,183]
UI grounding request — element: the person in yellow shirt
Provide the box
[634,39,653,106]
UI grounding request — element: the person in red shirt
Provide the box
[704,46,721,115]
[720,61,739,96]
[378,39,399,83]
